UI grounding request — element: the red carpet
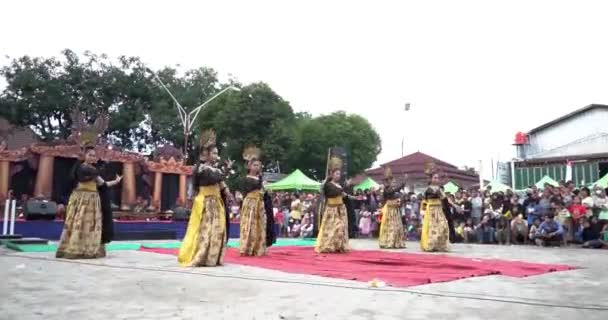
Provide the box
[139,246,575,287]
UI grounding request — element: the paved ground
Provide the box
[1,239,607,320]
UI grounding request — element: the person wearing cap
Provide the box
[535,212,564,247]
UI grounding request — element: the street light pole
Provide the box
[402,103,411,157]
[148,69,240,159]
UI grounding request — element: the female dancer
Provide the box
[178,129,232,267]
[238,146,275,256]
[420,167,450,252]
[56,146,122,259]
[378,167,406,249]
[315,156,350,253]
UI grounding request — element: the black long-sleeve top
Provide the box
[75,163,99,183]
[193,165,224,189]
[323,181,343,198]
[240,176,263,196]
[383,183,405,200]
[424,186,443,200]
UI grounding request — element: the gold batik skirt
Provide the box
[420,199,450,252]
[239,191,266,256]
[379,199,406,249]
[56,181,105,259]
[178,185,227,267]
[315,196,349,253]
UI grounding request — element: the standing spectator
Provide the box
[290,193,303,224]
[592,186,608,223]
[525,192,541,225]
[580,187,594,218]
[470,190,483,225]
[537,189,553,218]
[358,205,372,237]
[554,199,572,245]
[274,208,285,237]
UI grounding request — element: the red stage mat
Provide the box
[139,246,575,287]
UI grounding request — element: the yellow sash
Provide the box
[77,181,97,192]
[326,196,343,206]
[245,190,263,200]
[199,185,221,197]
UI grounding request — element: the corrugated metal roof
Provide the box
[528,104,608,134]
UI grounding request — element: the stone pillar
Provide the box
[178,174,187,206]
[0,160,10,201]
[34,154,55,199]
[152,171,163,210]
[120,162,137,210]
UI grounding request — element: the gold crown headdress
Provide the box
[424,161,437,176]
[199,129,217,149]
[242,145,261,162]
[328,156,343,172]
[383,166,393,180]
[69,109,109,148]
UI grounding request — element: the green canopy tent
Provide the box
[535,175,559,189]
[593,173,608,188]
[354,177,379,192]
[443,181,459,194]
[485,180,512,193]
[265,169,321,192]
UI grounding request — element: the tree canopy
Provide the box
[0,50,382,177]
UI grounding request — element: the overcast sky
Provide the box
[2,0,608,179]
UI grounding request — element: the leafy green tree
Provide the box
[0,50,153,150]
[0,50,382,178]
[292,111,382,179]
[196,82,297,169]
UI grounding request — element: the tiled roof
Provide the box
[0,117,39,150]
[365,151,479,187]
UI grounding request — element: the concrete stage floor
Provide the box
[1,239,607,320]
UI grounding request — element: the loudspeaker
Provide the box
[24,200,57,220]
[172,207,191,221]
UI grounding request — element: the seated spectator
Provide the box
[529,217,541,243]
[300,214,314,238]
[510,214,528,244]
[455,221,465,243]
[288,219,301,237]
[476,215,495,244]
[495,216,510,245]
[535,213,563,247]
[581,216,607,249]
[463,218,477,243]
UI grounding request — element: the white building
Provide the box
[513,104,608,189]
[519,104,608,159]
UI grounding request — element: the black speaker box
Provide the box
[24,200,57,220]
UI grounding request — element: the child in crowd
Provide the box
[529,217,541,243]
[554,200,572,245]
[358,205,372,237]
